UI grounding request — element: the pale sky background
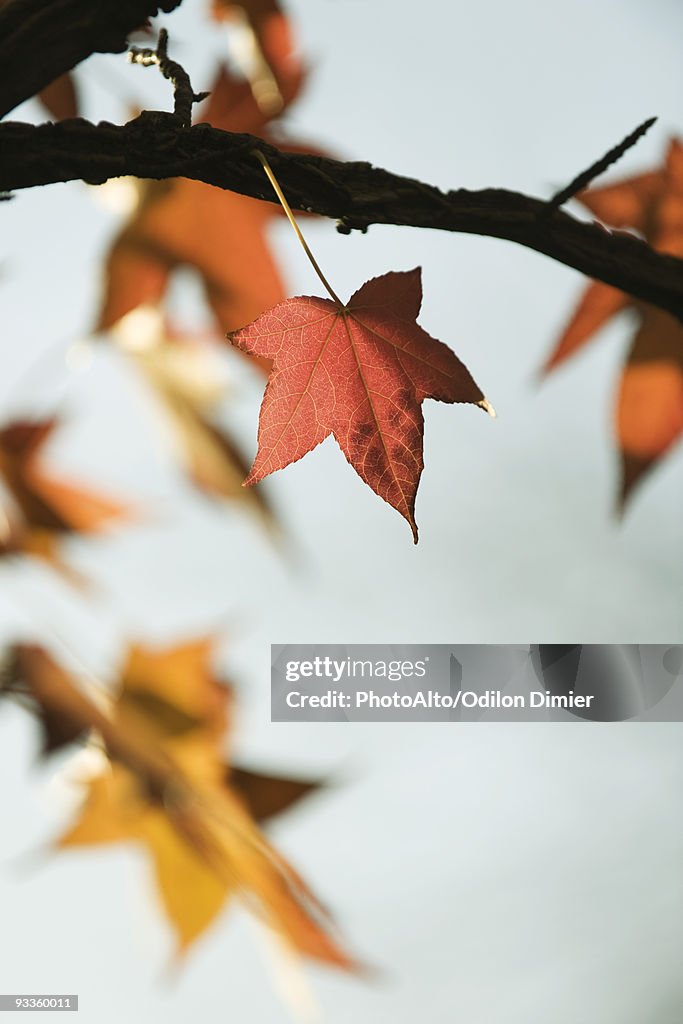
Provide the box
[0,0,681,1021]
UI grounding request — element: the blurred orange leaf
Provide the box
[542,138,683,505]
[0,419,127,567]
[97,173,284,350]
[210,0,303,116]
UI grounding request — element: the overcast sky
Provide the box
[0,0,681,1021]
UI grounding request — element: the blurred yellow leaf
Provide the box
[113,309,276,526]
[39,639,355,965]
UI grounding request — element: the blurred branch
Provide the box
[1,115,682,320]
[0,0,183,120]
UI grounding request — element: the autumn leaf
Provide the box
[0,419,127,567]
[6,640,320,830]
[230,268,492,541]
[112,307,276,524]
[211,0,302,116]
[59,755,351,960]
[62,642,353,962]
[203,27,304,126]
[3,639,318,809]
[115,637,230,740]
[16,639,353,965]
[96,176,285,343]
[542,138,683,505]
[57,745,352,958]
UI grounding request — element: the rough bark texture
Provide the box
[1,113,682,320]
[0,0,183,118]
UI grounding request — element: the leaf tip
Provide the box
[243,466,262,488]
[479,398,497,418]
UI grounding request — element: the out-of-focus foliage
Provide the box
[542,138,683,505]
[112,307,276,524]
[9,641,350,962]
[0,419,127,571]
[0,0,356,978]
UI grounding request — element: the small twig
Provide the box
[545,116,658,214]
[128,28,208,127]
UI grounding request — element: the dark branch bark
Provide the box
[0,0,679,319]
[0,0,183,119]
[1,113,682,320]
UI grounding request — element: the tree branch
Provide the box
[0,0,183,119]
[128,27,209,127]
[1,114,682,320]
[0,2,679,320]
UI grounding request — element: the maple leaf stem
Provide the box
[254,149,345,308]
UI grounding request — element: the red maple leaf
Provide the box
[542,138,683,506]
[230,268,491,541]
